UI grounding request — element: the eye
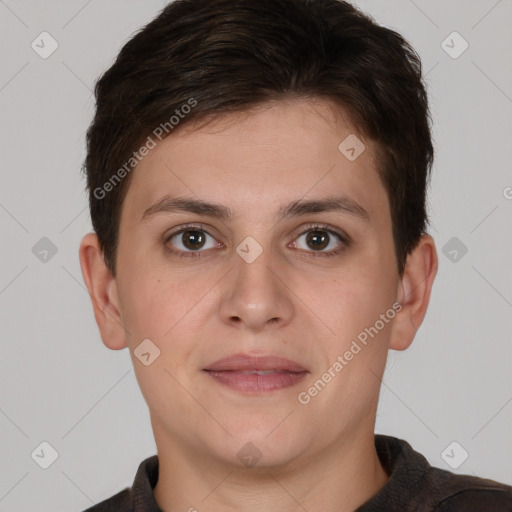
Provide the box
[166,225,221,256]
[164,223,350,259]
[291,224,349,257]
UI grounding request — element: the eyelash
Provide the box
[164,223,351,259]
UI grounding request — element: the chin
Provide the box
[214,423,307,470]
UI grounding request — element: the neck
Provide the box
[153,427,388,512]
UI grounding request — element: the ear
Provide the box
[79,232,128,350]
[389,233,438,351]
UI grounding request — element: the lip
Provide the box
[203,353,309,393]
[204,353,308,372]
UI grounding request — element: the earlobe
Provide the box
[389,234,438,351]
[78,232,128,350]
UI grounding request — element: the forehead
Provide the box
[120,98,389,225]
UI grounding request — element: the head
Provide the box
[80,0,437,470]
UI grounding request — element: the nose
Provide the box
[218,245,294,332]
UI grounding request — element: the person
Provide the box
[78,0,512,510]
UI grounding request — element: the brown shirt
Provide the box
[83,435,512,511]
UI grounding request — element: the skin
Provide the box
[79,98,437,512]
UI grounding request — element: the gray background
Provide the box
[1,0,511,510]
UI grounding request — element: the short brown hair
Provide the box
[83,0,434,276]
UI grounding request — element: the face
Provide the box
[106,98,404,468]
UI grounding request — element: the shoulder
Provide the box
[81,487,132,512]
[80,455,160,512]
[424,466,512,511]
[371,435,512,512]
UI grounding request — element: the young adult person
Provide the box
[79,0,512,510]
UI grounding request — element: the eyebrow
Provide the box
[141,194,370,223]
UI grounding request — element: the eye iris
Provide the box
[306,230,329,251]
[176,229,334,252]
[182,230,205,250]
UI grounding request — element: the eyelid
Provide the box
[294,222,351,244]
[164,222,351,257]
[165,222,221,241]
[164,223,224,256]
[165,222,350,241]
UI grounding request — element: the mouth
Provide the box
[203,353,309,393]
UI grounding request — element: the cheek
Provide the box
[321,270,393,320]
[119,270,214,375]
[311,261,397,350]
[117,270,189,345]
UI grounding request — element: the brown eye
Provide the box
[292,225,349,257]
[167,228,219,253]
[305,230,330,251]
[181,230,206,250]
